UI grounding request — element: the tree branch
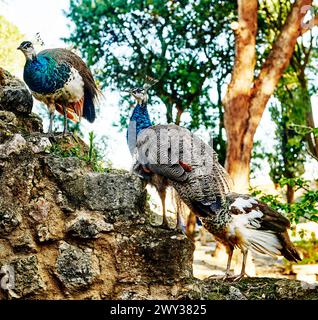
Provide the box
[223,0,258,111]
[301,14,318,35]
[244,0,313,146]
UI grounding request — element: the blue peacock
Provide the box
[126,77,181,229]
[18,41,99,135]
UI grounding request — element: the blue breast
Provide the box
[129,103,152,135]
[23,54,71,94]
[126,103,153,151]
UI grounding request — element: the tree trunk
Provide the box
[223,0,258,192]
[223,0,313,192]
[287,184,295,204]
[186,211,197,241]
[175,106,183,126]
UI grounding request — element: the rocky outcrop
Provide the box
[0,69,317,300]
[0,73,194,299]
[179,277,318,300]
[0,68,33,115]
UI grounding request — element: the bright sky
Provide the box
[1,0,318,184]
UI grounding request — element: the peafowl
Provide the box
[18,41,99,135]
[129,96,301,280]
[126,77,182,229]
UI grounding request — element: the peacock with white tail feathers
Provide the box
[18,41,100,135]
[127,79,301,281]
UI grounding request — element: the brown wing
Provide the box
[39,48,100,105]
[228,193,290,232]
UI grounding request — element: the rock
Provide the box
[66,211,114,239]
[55,242,100,292]
[9,233,37,254]
[82,172,147,214]
[0,206,21,237]
[0,68,33,115]
[179,277,318,300]
[0,134,27,159]
[1,256,46,299]
[0,111,43,142]
[28,136,51,154]
[45,157,148,224]
[227,286,247,300]
[29,197,50,223]
[115,227,194,284]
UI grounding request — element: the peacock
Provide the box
[18,41,99,135]
[126,77,182,229]
[128,88,301,280]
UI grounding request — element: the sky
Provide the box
[1,0,318,184]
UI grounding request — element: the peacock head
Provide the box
[126,76,158,107]
[17,41,36,60]
[129,87,148,106]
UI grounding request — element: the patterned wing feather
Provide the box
[133,124,232,215]
[39,48,99,122]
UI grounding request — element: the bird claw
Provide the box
[224,273,248,282]
[206,274,225,280]
[206,273,248,282]
[160,221,171,229]
[175,223,184,234]
[45,132,56,142]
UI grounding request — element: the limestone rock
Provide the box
[0,68,33,115]
[2,256,46,299]
[0,134,27,159]
[9,233,37,254]
[55,242,100,292]
[0,206,21,237]
[66,211,114,239]
[179,277,318,300]
[0,100,317,300]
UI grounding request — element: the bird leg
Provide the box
[47,106,55,136]
[222,246,234,280]
[160,190,169,229]
[232,249,249,282]
[63,105,68,136]
[176,211,183,232]
[206,245,234,280]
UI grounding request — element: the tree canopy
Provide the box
[0,15,24,74]
[66,0,237,164]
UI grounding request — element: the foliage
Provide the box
[65,0,236,163]
[87,131,105,172]
[251,177,318,225]
[256,0,317,202]
[268,85,307,185]
[250,140,268,180]
[293,239,318,265]
[0,15,24,74]
[50,131,106,172]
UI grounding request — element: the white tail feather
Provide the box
[243,229,282,256]
[231,213,283,257]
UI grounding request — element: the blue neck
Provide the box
[126,103,152,152]
[129,103,152,136]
